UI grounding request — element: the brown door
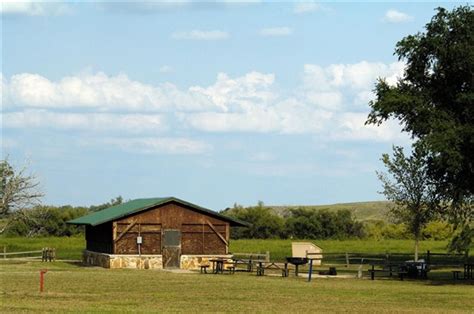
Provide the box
[162,229,181,268]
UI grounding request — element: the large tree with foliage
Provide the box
[0,159,44,216]
[224,201,286,239]
[377,146,439,261]
[367,6,473,229]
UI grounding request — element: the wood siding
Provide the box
[103,201,229,255]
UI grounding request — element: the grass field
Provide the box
[1,260,473,313]
[0,236,455,261]
[1,237,473,312]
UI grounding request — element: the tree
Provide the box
[224,201,286,239]
[2,205,88,237]
[89,196,123,212]
[377,146,439,261]
[0,158,44,216]
[366,6,474,227]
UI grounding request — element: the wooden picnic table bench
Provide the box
[208,259,236,274]
[256,262,292,277]
[369,263,405,280]
[232,258,254,272]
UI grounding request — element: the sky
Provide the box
[0,1,466,210]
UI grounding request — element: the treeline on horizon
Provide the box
[0,198,453,241]
[223,202,453,241]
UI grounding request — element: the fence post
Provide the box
[308,258,314,282]
[265,251,270,262]
[426,250,430,264]
[3,246,6,259]
[345,252,349,267]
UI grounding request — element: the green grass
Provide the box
[0,236,85,260]
[1,237,472,312]
[0,236,455,262]
[1,260,473,313]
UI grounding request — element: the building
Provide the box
[68,197,248,270]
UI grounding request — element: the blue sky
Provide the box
[1,1,465,210]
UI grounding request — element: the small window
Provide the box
[163,230,181,246]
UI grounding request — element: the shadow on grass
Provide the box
[63,260,84,268]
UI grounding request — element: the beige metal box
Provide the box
[292,242,323,265]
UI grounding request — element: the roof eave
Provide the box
[67,197,250,227]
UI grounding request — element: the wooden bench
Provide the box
[232,259,254,272]
[256,262,290,277]
[452,270,462,280]
[225,262,236,274]
[369,264,394,280]
[369,269,390,280]
[200,264,210,274]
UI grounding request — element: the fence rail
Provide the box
[310,250,470,267]
[2,246,56,262]
[232,251,270,262]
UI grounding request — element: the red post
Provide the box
[39,269,47,292]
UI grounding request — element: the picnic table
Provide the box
[232,258,254,272]
[368,263,400,280]
[256,261,290,277]
[209,258,235,274]
[369,260,430,280]
[401,260,429,279]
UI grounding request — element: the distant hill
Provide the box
[267,201,392,222]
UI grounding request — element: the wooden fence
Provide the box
[232,252,270,262]
[307,251,470,268]
[1,246,56,262]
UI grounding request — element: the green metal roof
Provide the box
[67,197,248,227]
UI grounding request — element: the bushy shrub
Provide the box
[364,220,411,239]
[285,208,364,239]
[381,223,411,239]
[422,221,453,240]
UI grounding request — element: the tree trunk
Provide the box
[414,237,419,262]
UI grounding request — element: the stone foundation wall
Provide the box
[83,250,163,269]
[180,255,233,270]
[83,251,233,270]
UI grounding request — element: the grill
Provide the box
[286,257,308,276]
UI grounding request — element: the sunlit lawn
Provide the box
[1,237,472,312]
[1,260,473,313]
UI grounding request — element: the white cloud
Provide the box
[302,61,404,109]
[259,27,292,37]
[0,1,72,16]
[4,72,216,112]
[294,2,320,14]
[171,30,229,40]
[384,9,413,23]
[98,137,212,155]
[332,112,408,142]
[189,72,275,112]
[179,98,333,134]
[303,61,403,91]
[3,61,408,143]
[3,110,167,134]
